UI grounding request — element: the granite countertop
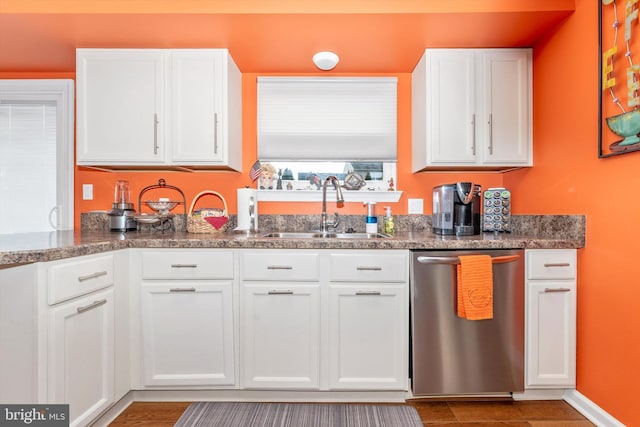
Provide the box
[0,213,585,267]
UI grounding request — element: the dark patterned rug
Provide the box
[174,402,423,427]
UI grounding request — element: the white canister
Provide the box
[236,187,258,232]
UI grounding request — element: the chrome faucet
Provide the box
[320,175,344,233]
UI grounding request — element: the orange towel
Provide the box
[456,255,494,320]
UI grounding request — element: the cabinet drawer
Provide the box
[329,252,408,283]
[241,251,320,282]
[48,254,114,305]
[142,250,234,279]
[526,250,576,280]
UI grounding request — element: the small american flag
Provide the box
[249,160,262,182]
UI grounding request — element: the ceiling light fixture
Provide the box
[313,51,339,71]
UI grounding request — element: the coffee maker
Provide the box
[432,182,481,236]
[108,180,137,232]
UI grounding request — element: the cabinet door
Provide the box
[240,283,321,389]
[140,282,235,386]
[526,280,576,388]
[48,288,114,427]
[328,285,408,390]
[169,50,225,163]
[427,50,477,164]
[481,50,531,165]
[76,49,165,164]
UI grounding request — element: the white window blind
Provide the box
[0,103,57,233]
[257,77,397,161]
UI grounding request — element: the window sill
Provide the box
[257,190,402,203]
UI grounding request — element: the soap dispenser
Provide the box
[364,202,377,234]
[383,206,395,235]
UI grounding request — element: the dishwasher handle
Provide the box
[416,254,520,265]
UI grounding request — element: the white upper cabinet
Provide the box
[76,48,242,171]
[412,48,532,171]
[76,50,165,164]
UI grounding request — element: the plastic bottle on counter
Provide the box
[364,202,378,234]
[383,206,395,235]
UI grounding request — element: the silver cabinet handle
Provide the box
[78,271,108,282]
[544,288,571,293]
[544,263,571,268]
[153,113,159,155]
[416,254,520,265]
[77,299,107,314]
[267,265,293,270]
[171,264,198,268]
[170,287,196,292]
[214,112,218,154]
[355,290,382,296]
[356,266,382,271]
[488,113,493,155]
[471,113,476,155]
[268,290,294,295]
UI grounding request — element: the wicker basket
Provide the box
[186,190,230,234]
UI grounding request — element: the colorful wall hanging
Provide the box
[600,0,640,157]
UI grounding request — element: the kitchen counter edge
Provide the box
[0,230,584,268]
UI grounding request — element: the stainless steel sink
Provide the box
[330,232,390,239]
[261,232,389,239]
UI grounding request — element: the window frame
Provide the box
[0,79,75,231]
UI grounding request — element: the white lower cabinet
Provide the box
[0,263,40,404]
[525,249,577,388]
[43,252,118,427]
[239,249,409,391]
[140,282,235,386]
[48,288,115,427]
[328,285,407,390]
[239,250,321,389]
[328,252,408,390]
[137,249,236,388]
[240,283,321,389]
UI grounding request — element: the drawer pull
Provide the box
[77,299,107,314]
[170,287,196,292]
[355,290,382,296]
[267,265,293,270]
[268,290,294,295]
[544,288,572,293]
[543,263,571,268]
[77,271,108,282]
[356,266,382,271]
[171,263,198,268]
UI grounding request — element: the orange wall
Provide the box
[505,1,638,425]
[74,72,505,218]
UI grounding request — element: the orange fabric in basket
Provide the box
[204,216,229,230]
[456,255,493,320]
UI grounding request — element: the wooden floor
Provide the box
[108,400,595,426]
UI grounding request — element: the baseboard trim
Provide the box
[512,389,565,400]
[89,391,134,427]
[129,388,410,403]
[563,389,625,427]
[89,388,626,427]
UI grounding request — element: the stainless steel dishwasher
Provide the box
[410,249,524,396]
